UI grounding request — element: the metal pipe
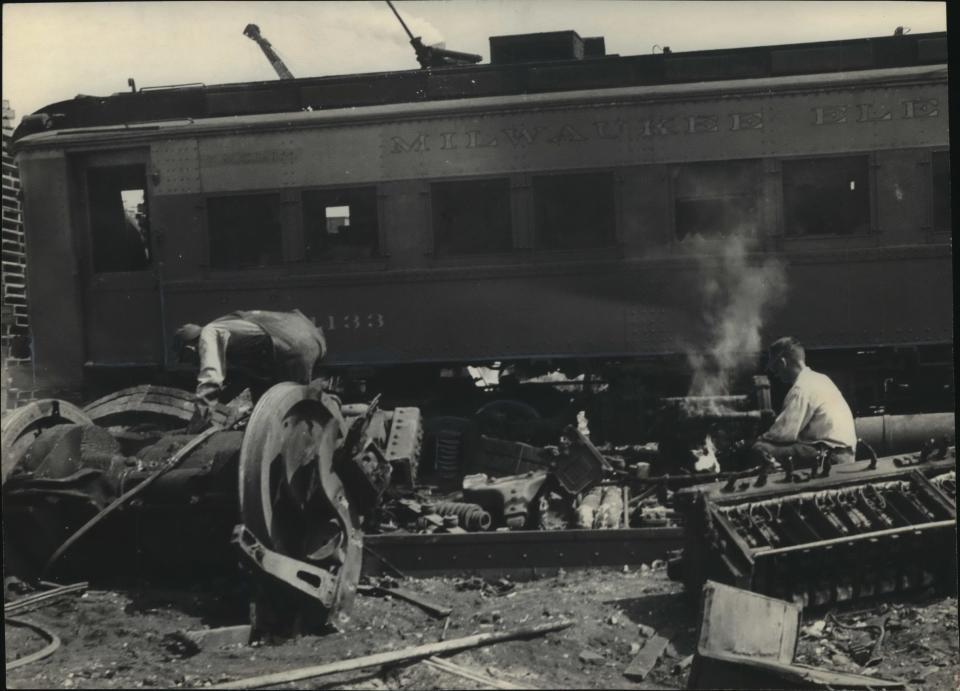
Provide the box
[4,581,88,615]
[855,413,955,457]
[660,395,751,405]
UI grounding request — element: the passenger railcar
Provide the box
[10,30,952,434]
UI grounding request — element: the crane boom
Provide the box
[243,24,295,80]
[385,0,482,69]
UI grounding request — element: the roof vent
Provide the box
[490,30,606,65]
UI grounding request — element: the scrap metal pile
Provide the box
[2,376,956,641]
[2,383,422,637]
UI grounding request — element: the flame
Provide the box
[693,434,720,473]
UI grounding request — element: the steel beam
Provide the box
[362,527,684,579]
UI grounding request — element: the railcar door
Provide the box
[75,149,162,380]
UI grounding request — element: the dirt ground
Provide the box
[4,563,958,690]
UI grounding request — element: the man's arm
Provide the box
[195,324,232,416]
[759,386,814,444]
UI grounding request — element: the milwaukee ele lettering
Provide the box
[389,112,763,154]
[811,99,939,125]
[388,98,940,154]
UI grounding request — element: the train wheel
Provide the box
[83,384,229,430]
[1,399,93,484]
[238,382,361,632]
[474,399,541,442]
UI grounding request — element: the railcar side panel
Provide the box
[13,65,952,401]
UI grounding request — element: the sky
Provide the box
[2,1,948,123]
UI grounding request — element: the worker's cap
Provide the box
[172,323,202,356]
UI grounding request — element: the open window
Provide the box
[432,178,512,254]
[303,187,379,261]
[87,166,151,272]
[782,156,870,236]
[673,160,760,239]
[533,172,615,250]
[932,151,950,233]
[207,193,282,269]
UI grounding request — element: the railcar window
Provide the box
[87,166,151,272]
[302,187,379,260]
[673,161,760,239]
[432,179,512,254]
[207,194,282,269]
[782,156,870,236]
[533,172,615,250]
[932,151,951,233]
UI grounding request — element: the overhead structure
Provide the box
[385,0,482,68]
[243,23,295,80]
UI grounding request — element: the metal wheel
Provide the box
[1,400,93,484]
[474,398,541,442]
[83,385,228,429]
[238,382,362,627]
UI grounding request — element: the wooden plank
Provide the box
[424,656,535,690]
[623,634,671,681]
[182,625,252,650]
[210,619,572,690]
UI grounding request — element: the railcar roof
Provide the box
[12,31,947,142]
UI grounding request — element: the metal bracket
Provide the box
[232,524,338,608]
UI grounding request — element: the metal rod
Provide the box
[753,519,956,557]
[41,426,220,577]
[4,581,88,615]
[660,395,750,404]
[386,0,416,41]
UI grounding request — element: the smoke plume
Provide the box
[686,233,787,396]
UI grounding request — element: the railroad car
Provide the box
[10,30,952,438]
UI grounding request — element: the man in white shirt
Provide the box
[752,336,857,471]
[174,309,327,430]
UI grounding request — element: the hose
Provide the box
[5,617,61,671]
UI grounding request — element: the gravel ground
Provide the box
[4,565,958,690]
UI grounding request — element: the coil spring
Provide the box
[432,501,492,531]
[435,430,463,482]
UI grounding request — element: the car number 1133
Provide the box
[320,313,386,330]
